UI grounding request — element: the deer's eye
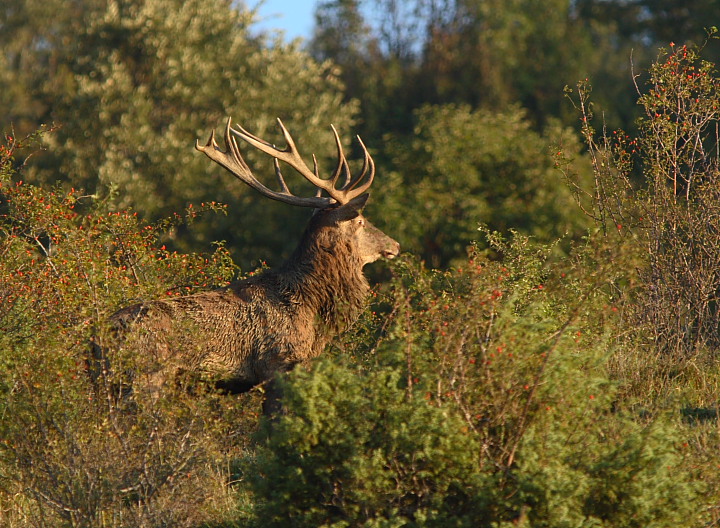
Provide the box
[357,217,365,227]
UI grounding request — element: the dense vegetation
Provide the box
[2,0,720,526]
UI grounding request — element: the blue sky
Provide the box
[252,0,317,42]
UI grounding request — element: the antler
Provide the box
[195,118,375,208]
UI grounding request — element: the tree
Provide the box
[372,104,592,268]
[0,0,359,268]
[576,0,720,52]
[310,0,614,137]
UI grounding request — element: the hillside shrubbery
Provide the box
[373,104,593,268]
[2,30,720,528]
[0,132,259,527]
[562,42,720,404]
[248,239,702,527]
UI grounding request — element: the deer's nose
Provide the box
[382,242,400,259]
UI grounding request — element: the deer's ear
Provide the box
[329,193,370,221]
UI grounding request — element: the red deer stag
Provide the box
[105,118,400,414]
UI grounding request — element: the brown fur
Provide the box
[105,194,399,412]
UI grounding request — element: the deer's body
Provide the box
[105,122,399,411]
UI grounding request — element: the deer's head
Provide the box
[304,193,399,267]
[196,118,399,266]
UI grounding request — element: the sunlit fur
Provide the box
[105,194,399,412]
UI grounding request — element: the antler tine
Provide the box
[341,135,375,196]
[329,124,352,189]
[196,118,331,208]
[231,118,310,175]
[309,155,325,199]
[224,118,253,176]
[231,118,345,201]
[272,158,291,195]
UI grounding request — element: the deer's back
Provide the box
[110,278,321,389]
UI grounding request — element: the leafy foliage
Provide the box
[2,3,720,527]
[565,41,720,361]
[373,104,592,267]
[247,239,702,527]
[0,133,256,527]
[309,0,670,138]
[0,0,358,268]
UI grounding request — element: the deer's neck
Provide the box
[277,244,370,334]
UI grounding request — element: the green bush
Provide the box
[246,235,703,527]
[250,361,488,527]
[372,104,593,268]
[0,132,256,527]
[565,41,720,361]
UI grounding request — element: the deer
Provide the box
[101,118,400,414]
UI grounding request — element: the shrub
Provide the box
[0,131,256,527]
[246,234,703,527]
[565,41,720,361]
[373,104,593,268]
[559,42,720,523]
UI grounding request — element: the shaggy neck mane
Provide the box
[275,226,370,334]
